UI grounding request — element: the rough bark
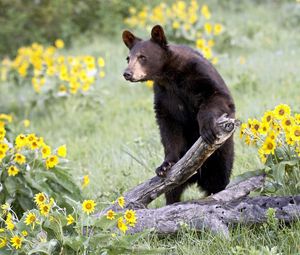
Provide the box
[96,115,300,237]
[100,115,239,214]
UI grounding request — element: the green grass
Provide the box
[1,1,300,254]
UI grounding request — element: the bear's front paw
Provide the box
[200,120,219,145]
[155,161,174,177]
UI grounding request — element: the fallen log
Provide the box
[96,115,300,237]
[100,114,239,213]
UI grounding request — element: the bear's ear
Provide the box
[122,30,141,49]
[151,25,168,48]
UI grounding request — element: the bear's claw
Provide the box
[155,161,174,177]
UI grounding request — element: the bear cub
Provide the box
[122,25,235,205]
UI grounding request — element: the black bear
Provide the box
[122,25,235,205]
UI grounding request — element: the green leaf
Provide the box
[64,235,85,251]
[4,176,17,196]
[227,169,265,188]
[28,239,59,255]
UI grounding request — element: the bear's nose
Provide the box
[123,71,133,80]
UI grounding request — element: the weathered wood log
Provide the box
[100,115,239,214]
[129,175,300,238]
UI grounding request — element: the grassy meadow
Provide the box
[1,0,300,254]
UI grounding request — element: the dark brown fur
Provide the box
[122,25,235,205]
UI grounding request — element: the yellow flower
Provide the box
[82,200,96,215]
[0,237,7,248]
[39,203,51,216]
[15,134,27,148]
[117,217,128,234]
[0,127,6,141]
[250,119,261,134]
[41,145,51,159]
[274,104,290,120]
[267,130,278,141]
[99,71,105,78]
[146,80,154,88]
[196,38,205,50]
[0,113,12,123]
[5,213,14,230]
[1,203,10,211]
[124,209,137,226]
[290,125,300,141]
[204,23,212,34]
[66,214,75,225]
[82,175,90,188]
[55,39,65,49]
[57,144,67,158]
[201,4,211,19]
[14,153,26,165]
[262,137,276,155]
[97,57,105,67]
[106,210,116,220]
[25,212,37,228]
[34,192,47,206]
[27,133,37,144]
[8,165,19,176]
[23,119,30,128]
[259,122,269,135]
[211,57,218,65]
[214,23,223,35]
[10,235,23,249]
[117,196,125,208]
[172,21,180,29]
[281,117,294,132]
[30,140,40,150]
[262,111,274,124]
[46,155,59,169]
[22,230,28,237]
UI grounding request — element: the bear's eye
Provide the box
[138,55,147,62]
[126,56,130,63]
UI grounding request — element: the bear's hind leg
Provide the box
[197,139,233,195]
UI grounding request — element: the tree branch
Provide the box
[99,115,239,214]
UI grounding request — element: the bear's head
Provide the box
[122,25,169,82]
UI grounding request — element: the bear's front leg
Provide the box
[155,117,187,178]
[197,94,235,145]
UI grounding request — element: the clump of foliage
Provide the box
[240,104,300,195]
[124,1,224,63]
[0,40,105,100]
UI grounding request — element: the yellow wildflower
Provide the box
[34,192,47,206]
[66,214,75,225]
[41,145,51,159]
[25,212,37,229]
[46,155,59,169]
[0,237,7,248]
[117,196,125,208]
[10,235,23,249]
[82,200,96,215]
[262,137,276,155]
[39,203,51,216]
[82,175,90,188]
[106,210,116,220]
[124,209,137,226]
[55,39,64,49]
[57,144,67,158]
[117,217,128,234]
[23,119,30,128]
[146,80,154,88]
[22,230,28,237]
[214,23,223,35]
[8,165,19,176]
[274,104,290,119]
[15,134,27,148]
[290,125,300,141]
[14,153,26,165]
[97,57,105,67]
